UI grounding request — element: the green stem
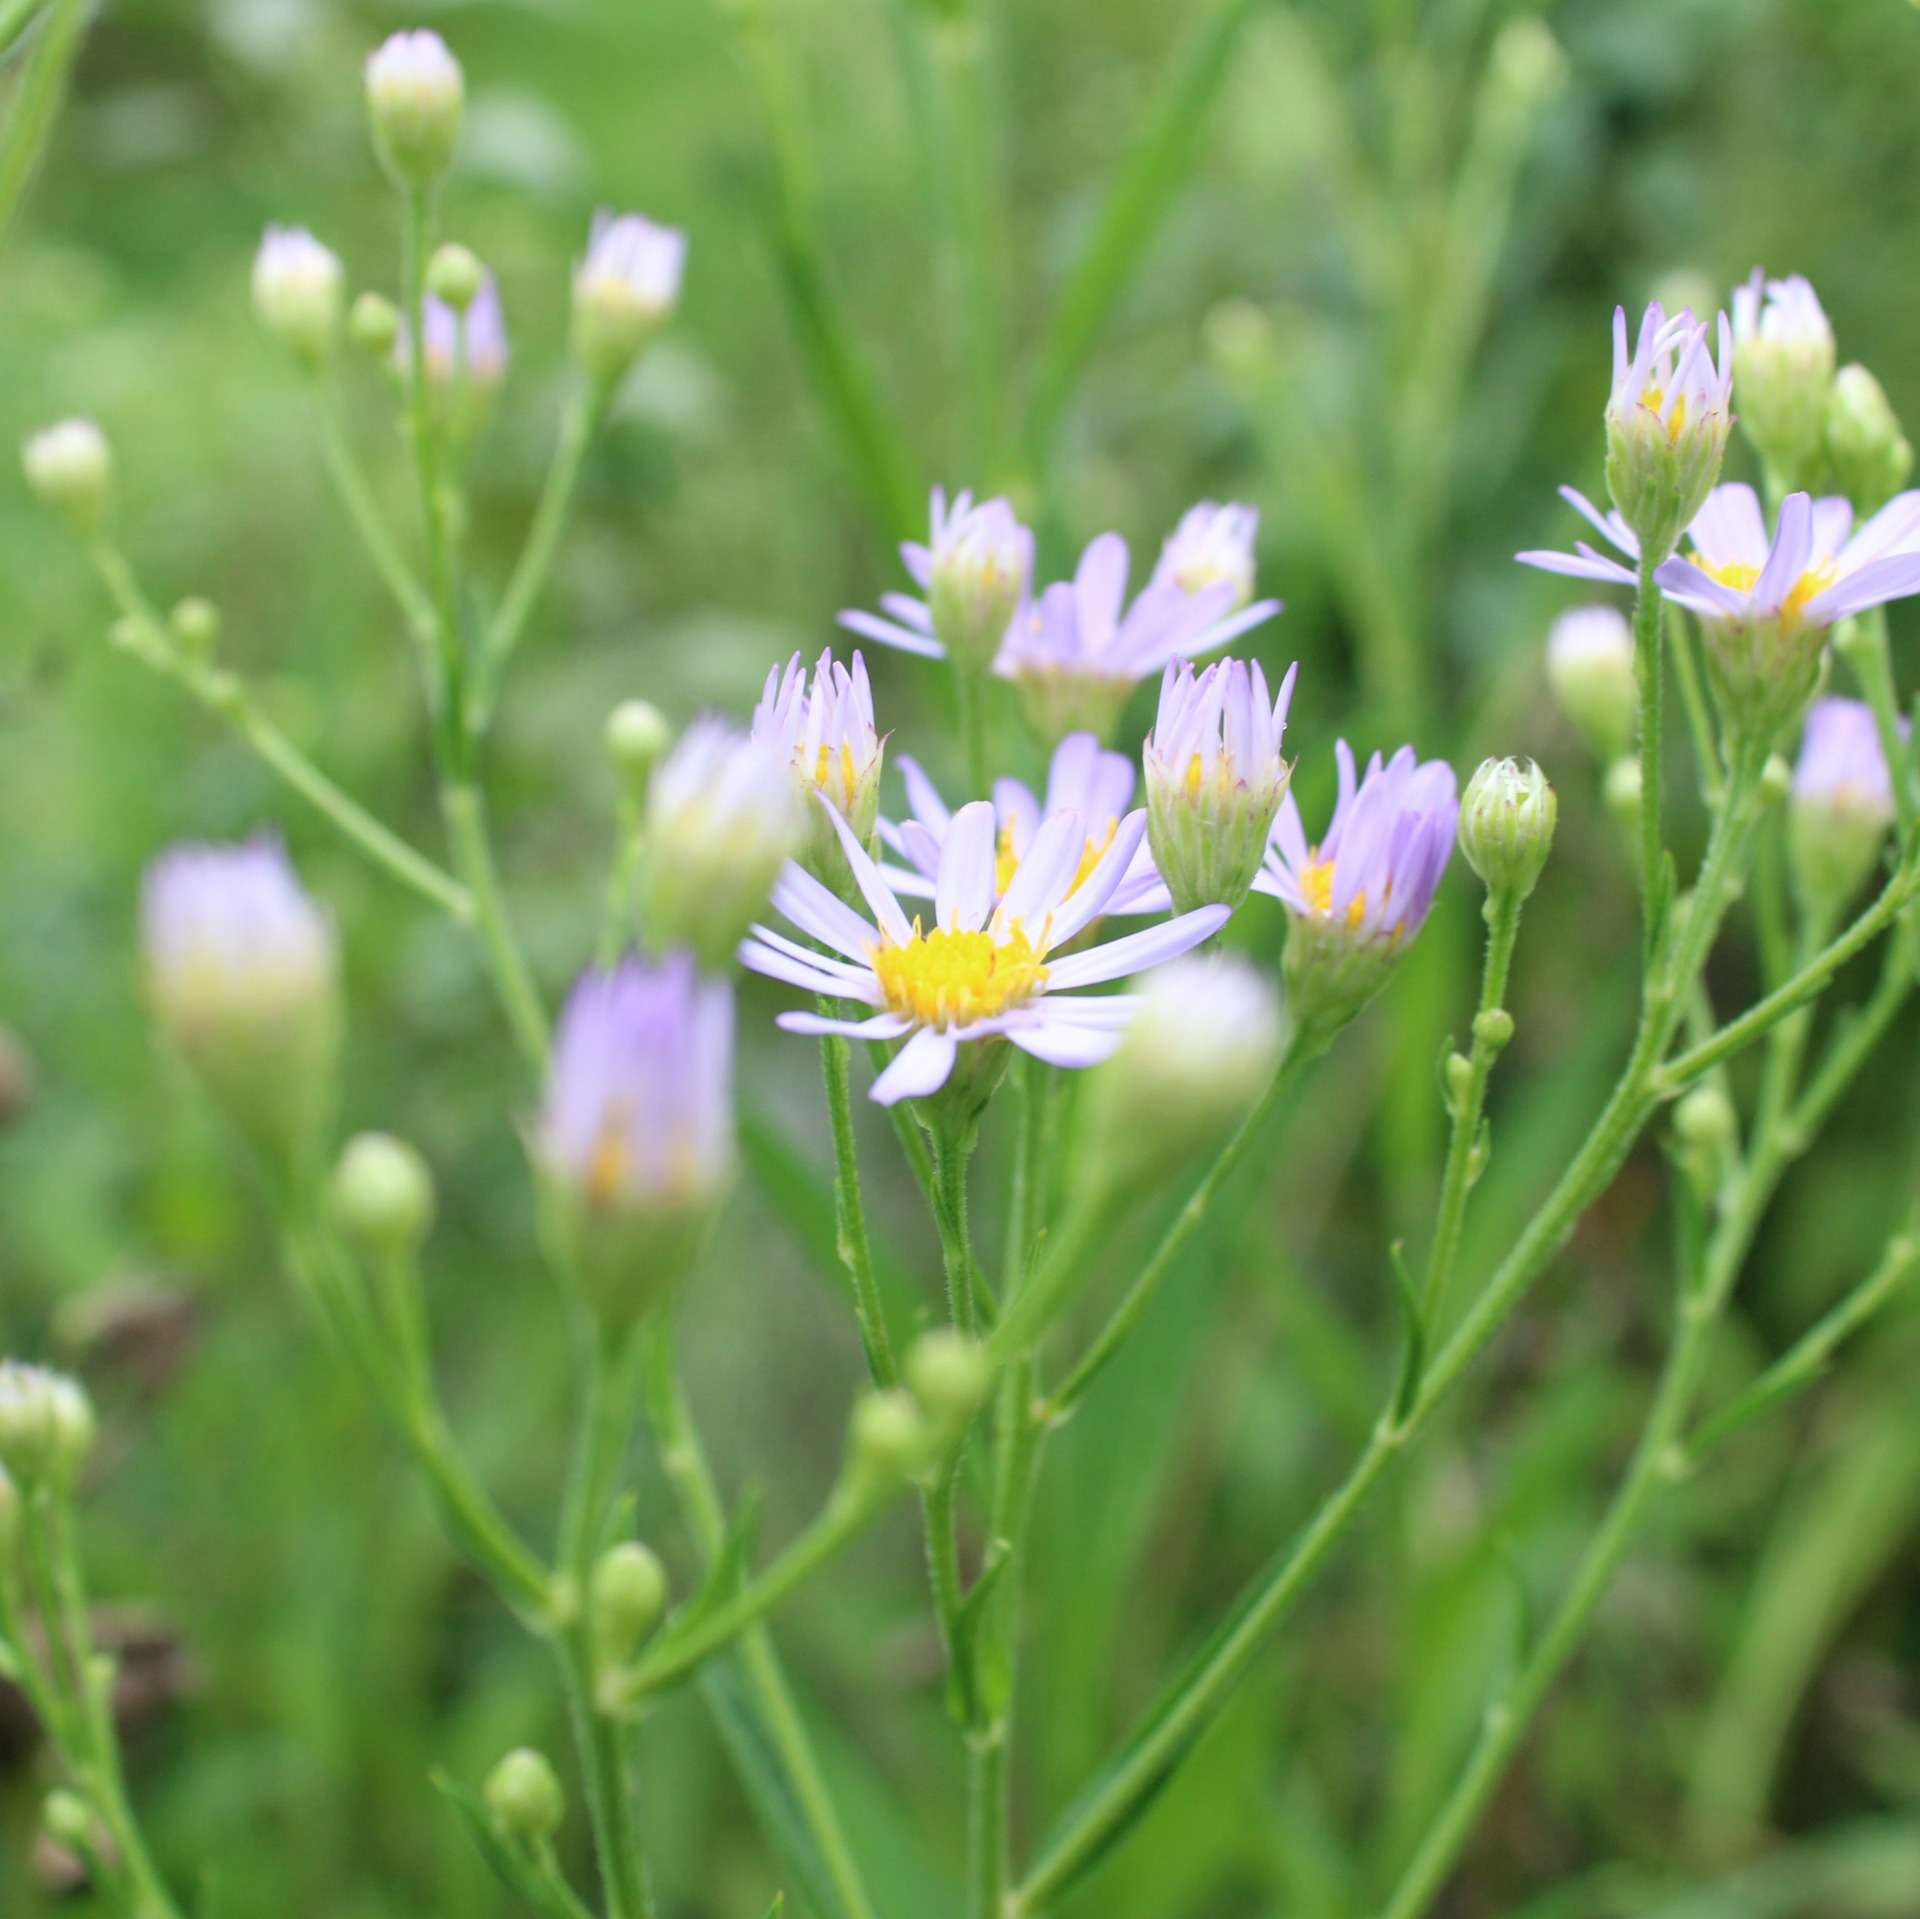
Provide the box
[1420,885,1523,1324]
[311,381,435,642]
[441,780,549,1074]
[1632,544,1668,956]
[820,1016,898,1385]
[932,1128,979,1335]
[1665,600,1723,806]
[0,0,85,250]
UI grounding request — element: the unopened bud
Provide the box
[426,243,484,313]
[591,1541,668,1666]
[23,419,111,532]
[848,1389,928,1489]
[1789,697,1900,916]
[365,29,464,187]
[0,1361,95,1486]
[572,212,687,382]
[349,292,400,358]
[1760,752,1793,805]
[905,1330,991,1432]
[1674,1084,1736,1152]
[331,1133,435,1259]
[484,1748,565,1844]
[1459,758,1557,901]
[1604,757,1642,826]
[251,227,344,364]
[1546,606,1635,761]
[1472,1007,1515,1051]
[1733,270,1835,491]
[42,1791,95,1853]
[605,700,673,797]
[170,597,220,661]
[1826,363,1912,513]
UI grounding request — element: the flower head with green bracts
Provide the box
[882,730,1171,917]
[1603,300,1734,561]
[1789,695,1904,915]
[739,797,1228,1107]
[411,271,509,395]
[752,647,886,890]
[1732,269,1835,487]
[572,209,687,379]
[536,954,735,1319]
[1260,742,1458,1036]
[1143,654,1298,915]
[1151,500,1262,607]
[252,226,345,365]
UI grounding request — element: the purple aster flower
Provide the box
[408,271,508,394]
[1788,696,1905,915]
[1151,501,1261,607]
[1142,654,1298,914]
[365,29,464,185]
[252,226,344,363]
[1732,270,1835,481]
[573,210,687,377]
[881,731,1170,917]
[751,648,886,884]
[1603,301,1734,560]
[999,532,1283,742]
[1260,742,1458,1033]
[738,799,1228,1109]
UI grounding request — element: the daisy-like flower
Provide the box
[1788,696,1905,915]
[1151,501,1260,607]
[1142,655,1298,915]
[751,648,886,888]
[641,717,804,970]
[252,226,344,365]
[572,210,687,379]
[881,731,1170,918]
[839,487,1033,674]
[1258,742,1458,1036]
[739,799,1229,1112]
[999,532,1283,743]
[1603,301,1734,562]
[537,955,734,1320]
[1545,605,1635,760]
[1731,270,1835,486]
[1521,481,1920,743]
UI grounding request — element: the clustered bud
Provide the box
[749,649,885,897]
[846,1389,931,1494]
[924,490,1033,674]
[1604,302,1733,564]
[22,418,112,532]
[1458,758,1557,903]
[1788,697,1901,920]
[591,1540,669,1668]
[605,699,673,798]
[904,1329,991,1439]
[484,1748,565,1844]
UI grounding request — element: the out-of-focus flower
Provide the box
[22,419,111,532]
[999,533,1282,743]
[1545,605,1636,761]
[485,1750,566,1845]
[1788,696,1903,916]
[0,1361,95,1488]
[1143,656,1298,915]
[252,226,344,365]
[366,28,464,185]
[572,211,687,381]
[1082,954,1284,1180]
[409,273,509,400]
[1827,364,1913,514]
[1259,742,1458,1036]
[882,731,1169,917]
[739,799,1228,1118]
[1519,481,1920,744]
[425,242,484,312]
[1458,757,1557,902]
[1732,270,1835,488]
[641,718,804,970]
[605,700,673,797]
[349,291,400,358]
[1151,501,1260,608]
[536,955,735,1319]
[1603,301,1734,563]
[331,1132,436,1260]
[751,648,885,891]
[141,837,340,1159]
[838,488,1033,674]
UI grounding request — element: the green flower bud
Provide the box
[252,227,344,365]
[904,1330,991,1434]
[1458,758,1557,902]
[42,1791,96,1853]
[23,419,112,533]
[0,1361,95,1487]
[1603,757,1642,827]
[1673,1084,1736,1152]
[365,30,464,187]
[349,292,400,358]
[1546,607,1635,761]
[484,1748,565,1844]
[1732,271,1835,494]
[1826,363,1912,514]
[170,596,220,662]
[591,1541,669,1668]
[606,700,673,798]
[331,1133,435,1259]
[426,243,484,313]
[847,1389,929,1491]
[1605,303,1733,563]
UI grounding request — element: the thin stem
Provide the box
[819,1014,899,1385]
[0,0,85,250]
[1666,601,1722,805]
[932,1128,979,1335]
[1420,885,1523,1324]
[441,780,549,1073]
[1632,544,1667,957]
[311,380,435,641]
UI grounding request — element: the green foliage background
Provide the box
[3,0,1919,1913]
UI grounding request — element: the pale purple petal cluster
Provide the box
[416,273,509,389]
[751,648,884,839]
[839,487,1032,661]
[739,799,1227,1105]
[1258,742,1458,944]
[1150,501,1261,607]
[881,732,1170,916]
[1792,697,1900,824]
[538,954,734,1212]
[1607,302,1733,443]
[578,211,687,320]
[1731,271,1831,359]
[1144,655,1297,794]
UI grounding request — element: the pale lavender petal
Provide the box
[1042,809,1150,946]
[1753,492,1813,614]
[837,609,947,659]
[936,800,998,932]
[739,938,876,999]
[1804,552,1920,624]
[897,754,953,834]
[1042,903,1231,989]
[821,796,915,945]
[770,863,879,961]
[996,809,1087,933]
[1004,1018,1127,1068]
[1516,548,1638,586]
[775,1009,912,1039]
[870,1027,958,1105]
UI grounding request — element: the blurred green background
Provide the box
[4,0,1920,1913]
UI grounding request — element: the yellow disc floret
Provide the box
[872,920,1049,1028]
[994,818,1120,900]
[1300,855,1367,929]
[1696,554,1837,628]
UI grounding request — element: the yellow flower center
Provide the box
[1639,384,1688,443]
[804,741,862,810]
[871,919,1049,1028]
[1300,855,1367,929]
[1696,555,1837,627]
[994,818,1119,898]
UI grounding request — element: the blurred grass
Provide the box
[2,0,1920,1914]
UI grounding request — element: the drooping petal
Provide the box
[775,1009,913,1040]
[1041,904,1232,989]
[770,863,879,962]
[869,1026,959,1105]
[820,795,915,945]
[1042,809,1150,947]
[1004,1017,1128,1068]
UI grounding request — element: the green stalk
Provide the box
[0,0,85,250]
[441,780,550,1074]
[311,381,436,643]
[1631,544,1668,957]
[819,1015,899,1385]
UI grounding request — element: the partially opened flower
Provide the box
[838,488,1033,673]
[252,226,344,365]
[751,648,885,890]
[537,955,734,1321]
[1143,655,1298,915]
[1545,605,1635,760]
[882,731,1169,918]
[1151,501,1260,607]
[1788,696,1904,916]
[739,799,1228,1116]
[572,210,687,380]
[1259,742,1458,1036]
[408,273,509,410]
[1732,270,1835,487]
[1603,301,1734,561]
[998,532,1282,743]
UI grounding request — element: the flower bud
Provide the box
[572,211,687,382]
[847,1389,930,1492]
[925,491,1032,673]
[641,719,803,971]
[1826,363,1912,514]
[1143,657,1297,915]
[1603,756,1642,826]
[750,650,884,897]
[365,29,464,187]
[1604,303,1733,562]
[0,1361,95,1486]
[1082,955,1282,1182]
[251,226,344,365]
[1788,697,1900,918]
[170,596,220,661]
[1761,752,1794,806]
[349,291,400,358]
[1151,502,1259,609]
[904,1330,991,1434]
[426,242,484,312]
[484,1748,565,1844]
[1546,606,1635,761]
[22,419,112,533]
[1732,271,1835,492]
[42,1791,96,1854]
[1673,1083,1736,1153]
[1458,758,1557,902]
[142,839,340,1165]
[606,700,673,799]
[591,1541,668,1666]
[331,1133,435,1260]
